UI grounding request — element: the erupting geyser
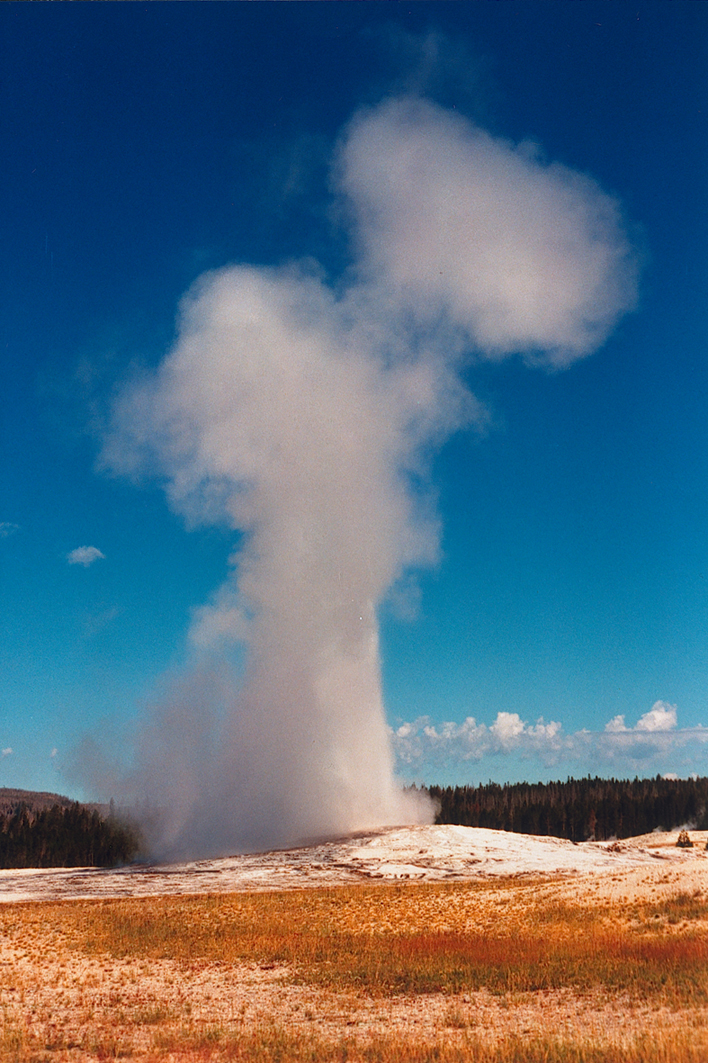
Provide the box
[101,97,638,858]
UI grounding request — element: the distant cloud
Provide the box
[83,606,122,638]
[392,711,566,765]
[1,748,12,758]
[391,701,708,779]
[67,545,105,567]
[605,701,678,733]
[0,522,19,538]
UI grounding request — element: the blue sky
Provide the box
[1,2,707,805]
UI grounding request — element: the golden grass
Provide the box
[4,1023,708,1062]
[55,880,708,1003]
[2,876,708,1061]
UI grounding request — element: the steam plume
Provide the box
[101,97,638,857]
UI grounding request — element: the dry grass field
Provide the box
[2,856,708,1063]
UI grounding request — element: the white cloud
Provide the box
[392,711,565,766]
[605,702,678,734]
[635,700,678,732]
[1,748,12,758]
[605,715,628,733]
[0,522,19,538]
[391,702,707,778]
[489,711,526,747]
[67,545,105,567]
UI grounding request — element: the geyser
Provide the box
[101,96,638,858]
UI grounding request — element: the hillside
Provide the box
[0,822,707,904]
[0,790,139,869]
[0,787,76,816]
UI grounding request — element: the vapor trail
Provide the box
[101,96,638,857]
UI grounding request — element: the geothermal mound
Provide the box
[1,824,706,904]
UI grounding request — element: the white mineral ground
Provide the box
[1,824,707,904]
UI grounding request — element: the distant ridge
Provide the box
[0,787,76,816]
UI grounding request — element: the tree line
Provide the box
[3,775,707,868]
[0,802,141,869]
[424,775,708,842]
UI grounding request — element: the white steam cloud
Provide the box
[101,96,638,857]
